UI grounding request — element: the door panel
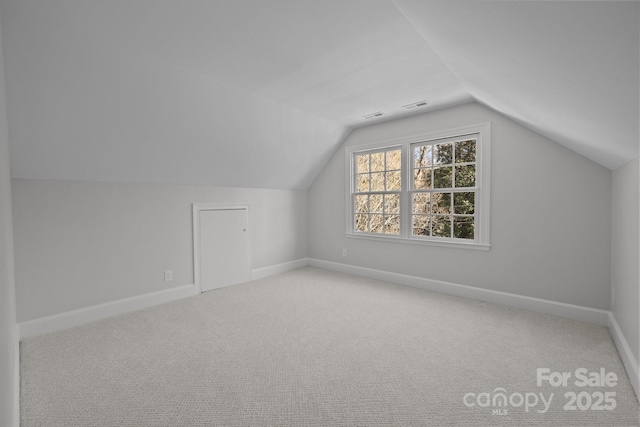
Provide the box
[200,208,250,292]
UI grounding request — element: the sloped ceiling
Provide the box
[394,0,639,170]
[1,0,637,190]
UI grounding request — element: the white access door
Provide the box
[199,208,250,292]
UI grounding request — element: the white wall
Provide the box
[309,102,612,310]
[0,112,15,427]
[611,158,639,364]
[12,179,308,322]
[0,5,17,423]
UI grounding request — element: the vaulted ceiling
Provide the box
[1,0,638,189]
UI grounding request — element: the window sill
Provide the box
[345,232,491,251]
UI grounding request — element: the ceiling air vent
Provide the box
[362,111,384,119]
[402,100,428,110]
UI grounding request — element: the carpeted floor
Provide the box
[21,267,639,426]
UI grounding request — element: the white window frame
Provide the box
[345,122,491,250]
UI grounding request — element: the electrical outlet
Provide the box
[342,248,347,257]
[164,270,173,282]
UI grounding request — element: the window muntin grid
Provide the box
[353,148,401,235]
[411,138,477,240]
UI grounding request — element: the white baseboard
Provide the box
[18,257,310,340]
[308,258,610,326]
[608,312,639,401]
[19,284,198,339]
[251,258,309,281]
[13,324,19,427]
[13,259,638,407]
[310,259,637,402]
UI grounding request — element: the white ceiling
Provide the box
[1,0,637,189]
[394,0,640,170]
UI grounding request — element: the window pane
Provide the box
[386,150,401,170]
[412,193,431,214]
[432,215,452,237]
[414,146,432,167]
[434,143,453,165]
[455,164,475,188]
[351,130,484,244]
[432,192,452,214]
[433,166,452,188]
[355,195,368,213]
[383,215,399,234]
[369,194,383,213]
[386,171,401,190]
[356,174,370,192]
[370,172,385,191]
[456,139,476,163]
[384,194,400,214]
[355,214,368,232]
[370,152,384,172]
[454,217,474,239]
[413,215,430,236]
[414,168,432,189]
[356,153,370,173]
[453,192,475,215]
[370,214,384,233]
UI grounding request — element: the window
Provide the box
[346,123,490,250]
[354,148,402,235]
[411,138,476,240]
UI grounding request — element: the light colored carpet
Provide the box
[21,267,639,426]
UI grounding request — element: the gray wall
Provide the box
[0,4,17,423]
[309,102,612,310]
[611,157,639,364]
[12,179,308,322]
